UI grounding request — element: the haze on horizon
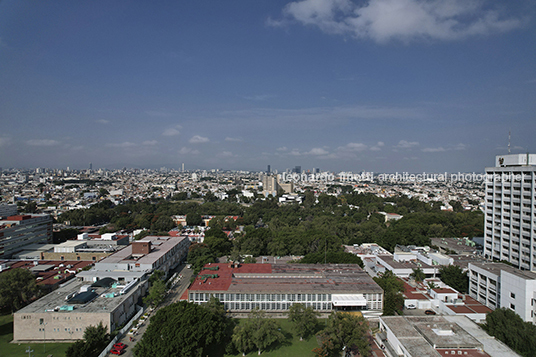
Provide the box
[0,0,535,173]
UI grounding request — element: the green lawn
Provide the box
[225,318,325,357]
[0,314,73,357]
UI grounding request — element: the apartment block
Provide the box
[0,214,53,258]
[483,154,536,270]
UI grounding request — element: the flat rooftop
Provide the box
[16,278,142,315]
[96,235,186,266]
[190,263,383,294]
[470,262,536,280]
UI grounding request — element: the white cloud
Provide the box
[106,142,136,148]
[225,137,243,142]
[276,146,288,151]
[26,139,60,147]
[142,140,158,146]
[96,119,110,124]
[307,147,329,155]
[162,125,182,137]
[178,147,200,155]
[341,142,368,151]
[453,143,467,151]
[396,140,419,149]
[289,149,302,156]
[189,135,209,144]
[422,146,446,152]
[218,151,234,158]
[370,141,385,151]
[274,0,524,43]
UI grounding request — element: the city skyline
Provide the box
[1,0,535,172]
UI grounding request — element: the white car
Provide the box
[406,304,416,309]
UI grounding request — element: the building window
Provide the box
[511,303,515,310]
[39,318,44,325]
[511,292,516,299]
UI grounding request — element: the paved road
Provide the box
[110,264,193,357]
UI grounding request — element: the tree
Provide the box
[187,243,216,274]
[83,322,110,356]
[186,212,203,226]
[133,301,231,357]
[65,322,109,357]
[314,312,371,357]
[410,267,425,282]
[0,268,39,312]
[232,308,284,355]
[438,265,468,293]
[143,279,166,307]
[288,303,319,340]
[483,307,536,357]
[373,270,404,316]
[248,308,284,355]
[204,228,232,257]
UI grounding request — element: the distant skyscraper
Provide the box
[182,163,185,172]
[89,162,92,171]
[294,166,301,174]
[267,165,271,173]
[484,154,536,270]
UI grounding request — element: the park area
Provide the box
[223,318,325,357]
[0,314,72,357]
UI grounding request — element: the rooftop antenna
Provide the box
[508,130,511,154]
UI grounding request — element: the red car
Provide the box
[113,343,127,351]
[110,348,123,355]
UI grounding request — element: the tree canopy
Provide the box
[288,303,319,340]
[483,307,536,357]
[133,300,231,357]
[438,265,468,293]
[373,270,404,316]
[314,312,371,357]
[65,322,110,357]
[232,308,284,356]
[0,268,39,312]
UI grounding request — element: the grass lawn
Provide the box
[0,314,73,357]
[225,318,325,357]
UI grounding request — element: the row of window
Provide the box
[190,292,334,303]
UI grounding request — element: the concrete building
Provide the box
[468,262,536,324]
[0,203,17,218]
[13,277,147,341]
[187,263,384,318]
[261,175,279,196]
[77,236,189,283]
[483,154,536,270]
[378,315,519,357]
[0,214,53,258]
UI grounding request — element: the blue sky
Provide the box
[0,0,535,173]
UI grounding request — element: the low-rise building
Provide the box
[13,277,147,341]
[378,315,519,357]
[468,262,536,324]
[187,262,384,318]
[78,236,189,283]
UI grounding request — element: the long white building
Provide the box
[468,262,536,324]
[484,154,536,270]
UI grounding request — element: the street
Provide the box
[110,264,193,357]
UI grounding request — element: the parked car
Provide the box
[113,342,126,351]
[406,304,416,309]
[110,348,123,355]
[425,310,436,315]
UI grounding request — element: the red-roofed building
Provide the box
[0,214,52,258]
[187,263,384,318]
